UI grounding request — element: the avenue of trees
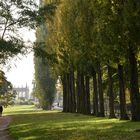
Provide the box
[35,0,140,121]
[0,0,140,122]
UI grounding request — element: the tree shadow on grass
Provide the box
[8,112,140,140]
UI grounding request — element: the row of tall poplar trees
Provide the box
[37,0,140,121]
[33,0,56,110]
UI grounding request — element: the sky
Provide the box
[3,28,36,93]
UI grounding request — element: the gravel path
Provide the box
[0,116,12,140]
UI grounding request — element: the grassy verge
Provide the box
[3,105,140,140]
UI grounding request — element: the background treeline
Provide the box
[33,0,57,110]
[33,24,56,110]
[35,0,140,121]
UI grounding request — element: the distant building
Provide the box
[13,84,29,100]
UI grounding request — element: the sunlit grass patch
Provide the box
[4,105,58,115]
[4,105,140,140]
[3,105,36,115]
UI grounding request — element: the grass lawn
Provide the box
[3,105,140,140]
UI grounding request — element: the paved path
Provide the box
[0,116,12,140]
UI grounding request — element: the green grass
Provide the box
[3,105,140,140]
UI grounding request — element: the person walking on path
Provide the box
[0,105,3,117]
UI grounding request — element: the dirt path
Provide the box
[0,116,12,140]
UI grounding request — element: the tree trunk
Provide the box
[62,74,67,112]
[76,70,82,113]
[107,65,116,118]
[92,69,99,116]
[80,73,86,114]
[97,62,105,117]
[68,73,73,113]
[66,74,70,112]
[118,64,129,120]
[85,75,91,114]
[129,47,140,121]
[70,68,76,113]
